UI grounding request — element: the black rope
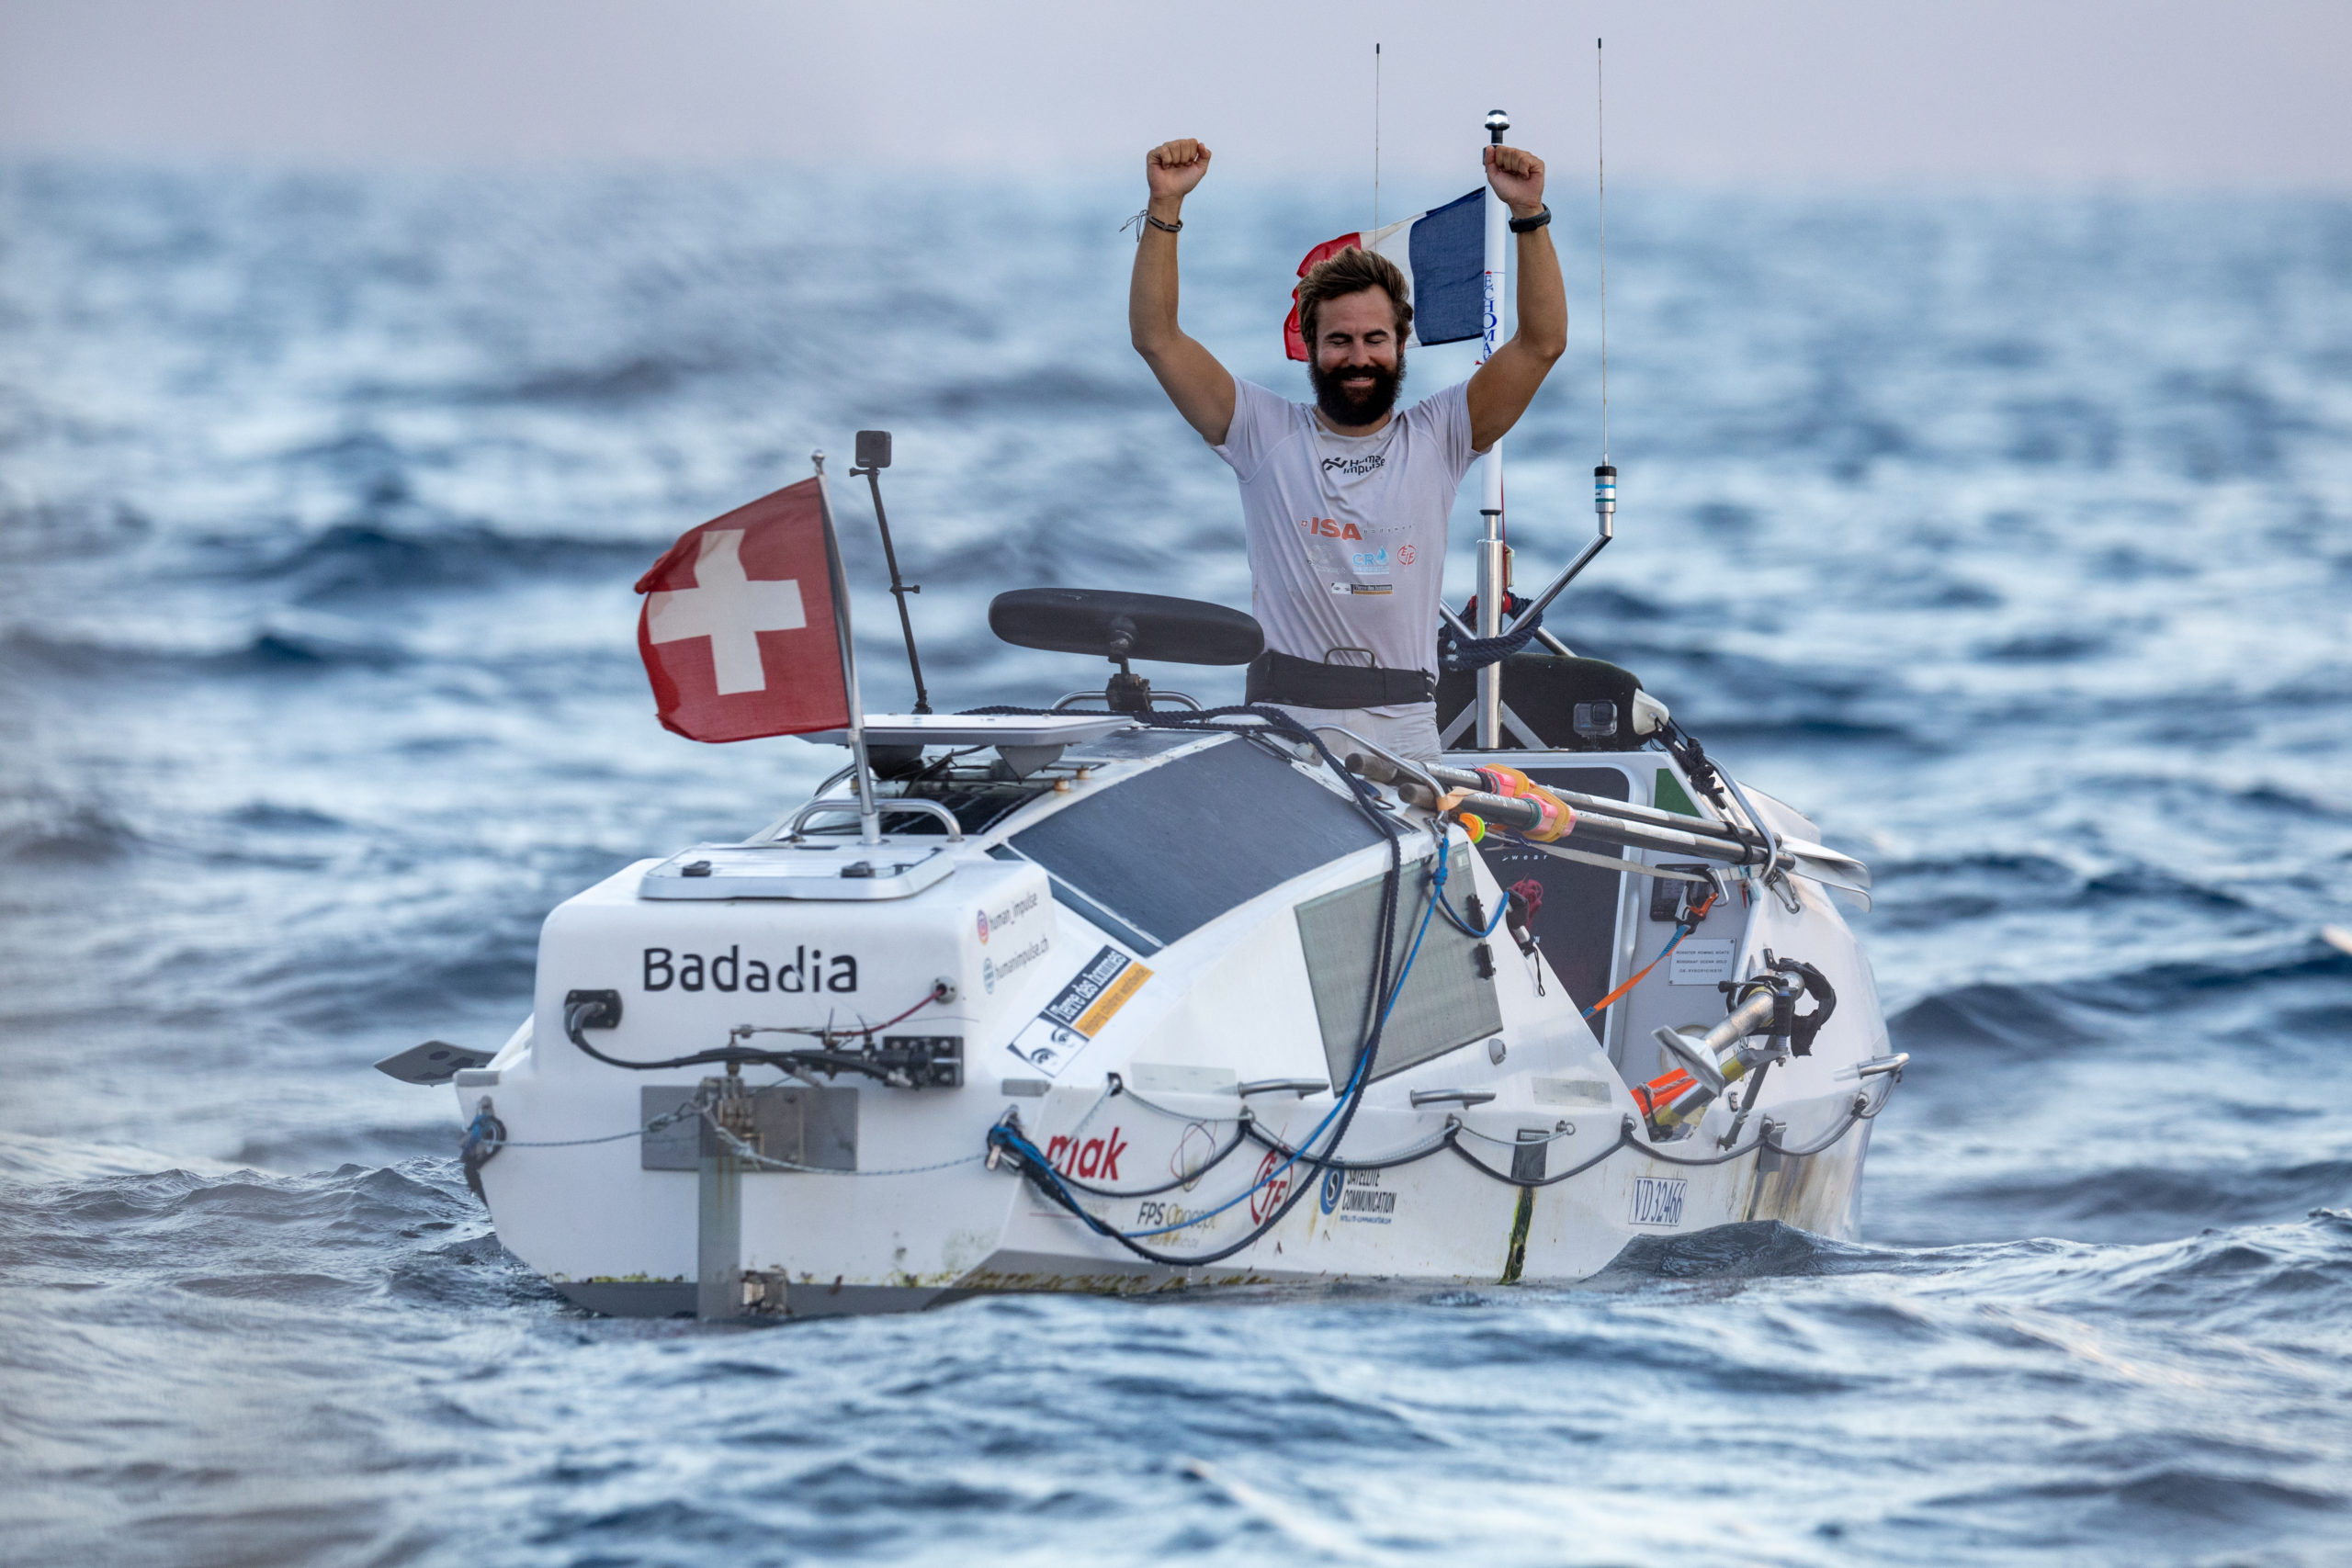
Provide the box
[562,997,944,1085]
[1441,1088,1887,1189]
[1442,1119,1642,1188]
[1238,1118,1455,1173]
[1436,592,1544,674]
[1660,717,1730,807]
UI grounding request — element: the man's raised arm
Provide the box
[1465,145,1568,453]
[1129,139,1238,446]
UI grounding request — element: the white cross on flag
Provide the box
[634,477,851,742]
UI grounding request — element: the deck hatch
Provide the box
[1297,844,1504,1086]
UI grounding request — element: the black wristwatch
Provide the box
[1508,205,1552,233]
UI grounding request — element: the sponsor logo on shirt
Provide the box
[1330,581,1394,595]
[1301,516,1363,540]
[1350,547,1390,575]
[1321,453,1387,476]
[1396,544,1417,566]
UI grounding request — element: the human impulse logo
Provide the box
[978,890,1037,949]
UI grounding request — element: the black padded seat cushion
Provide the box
[1435,653,1645,751]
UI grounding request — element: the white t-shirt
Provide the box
[1212,378,1483,707]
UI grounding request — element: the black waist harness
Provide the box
[1246,649,1436,710]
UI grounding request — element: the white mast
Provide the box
[1475,108,1510,750]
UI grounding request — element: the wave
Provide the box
[1934,1162,2352,1245]
[0,793,142,865]
[0,1156,554,1315]
[1891,938,2352,1056]
[251,521,662,601]
[489,350,728,408]
[1593,1213,2352,1342]
[1976,628,2113,662]
[1890,978,2099,1055]
[1869,850,2262,933]
[1596,1220,1905,1282]
[912,367,1159,417]
[0,624,412,676]
[1559,585,1676,621]
[2063,940,2352,1010]
[0,1158,458,1254]
[2232,780,2352,820]
[0,1132,242,1185]
[1577,639,1929,742]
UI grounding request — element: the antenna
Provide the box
[1497,55,1618,641]
[1374,42,1382,231]
[849,430,931,715]
[1597,37,1610,468]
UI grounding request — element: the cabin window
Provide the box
[1296,843,1506,1086]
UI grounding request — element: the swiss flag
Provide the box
[634,477,852,743]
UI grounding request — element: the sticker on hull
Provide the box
[1002,945,1152,1078]
[1316,1167,1398,1225]
[1247,1146,1294,1224]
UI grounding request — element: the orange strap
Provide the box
[1582,896,1718,1021]
[1633,1068,1697,1118]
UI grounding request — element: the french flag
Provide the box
[1283,189,1485,361]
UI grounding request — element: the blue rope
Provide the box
[1434,874,1510,940]
[995,845,1451,1240]
[1120,849,1443,1236]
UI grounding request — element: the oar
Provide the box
[1350,753,1871,894]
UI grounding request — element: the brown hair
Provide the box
[1295,245,1412,349]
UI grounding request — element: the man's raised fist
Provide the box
[1485,145,1546,219]
[1146,140,1213,204]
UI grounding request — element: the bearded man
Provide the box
[1128,136,1566,761]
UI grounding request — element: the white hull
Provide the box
[458,731,1893,1318]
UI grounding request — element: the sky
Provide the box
[3,0,2350,187]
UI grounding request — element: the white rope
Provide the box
[1455,1119,1584,1148]
[698,1109,986,1178]
[1114,1082,1248,1126]
[493,1105,696,1148]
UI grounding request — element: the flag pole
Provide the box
[1475,109,1511,751]
[811,450,881,844]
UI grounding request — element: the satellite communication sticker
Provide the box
[1002,945,1153,1078]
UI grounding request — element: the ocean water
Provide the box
[4,164,2351,1566]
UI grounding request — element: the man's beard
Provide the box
[1310,352,1406,426]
